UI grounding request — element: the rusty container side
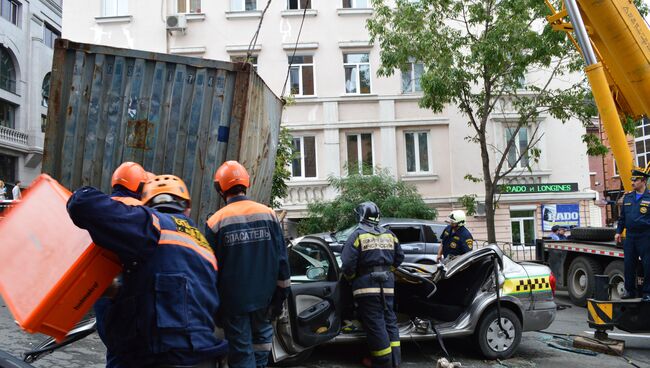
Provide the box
[43,39,282,223]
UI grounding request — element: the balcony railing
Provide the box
[282,180,331,206]
[0,125,27,146]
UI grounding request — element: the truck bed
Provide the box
[544,240,623,259]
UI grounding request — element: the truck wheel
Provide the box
[570,227,616,242]
[568,257,603,306]
[604,260,626,300]
[474,307,522,360]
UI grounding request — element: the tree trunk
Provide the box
[479,131,497,244]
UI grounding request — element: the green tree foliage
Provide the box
[270,126,293,208]
[368,0,598,242]
[298,168,437,234]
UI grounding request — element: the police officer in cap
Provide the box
[341,202,404,368]
[437,210,474,262]
[615,166,650,300]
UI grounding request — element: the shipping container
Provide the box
[43,39,282,223]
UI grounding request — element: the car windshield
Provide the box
[333,225,358,243]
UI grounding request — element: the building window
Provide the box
[0,48,15,93]
[343,53,371,94]
[231,0,256,11]
[288,0,310,9]
[177,0,201,13]
[505,127,529,168]
[1,0,19,26]
[347,133,373,175]
[43,23,60,49]
[291,136,317,178]
[0,154,16,183]
[510,210,536,246]
[102,0,128,16]
[634,117,650,169]
[41,114,47,133]
[342,0,369,8]
[0,99,16,129]
[231,55,258,71]
[42,73,50,108]
[288,55,314,96]
[402,62,423,93]
[405,131,430,173]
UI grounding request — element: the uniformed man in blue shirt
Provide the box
[341,202,404,368]
[615,166,650,300]
[68,175,228,367]
[437,210,474,262]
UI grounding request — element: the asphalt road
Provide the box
[1,292,649,368]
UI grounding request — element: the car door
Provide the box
[272,236,342,362]
[384,224,426,254]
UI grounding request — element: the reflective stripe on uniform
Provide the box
[277,279,291,288]
[371,346,392,357]
[357,233,396,252]
[151,214,161,232]
[390,341,400,347]
[209,212,275,233]
[352,287,394,296]
[253,343,272,352]
[159,230,217,270]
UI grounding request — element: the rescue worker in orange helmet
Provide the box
[67,175,228,367]
[205,160,290,368]
[95,161,152,367]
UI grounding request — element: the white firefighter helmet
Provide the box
[447,210,466,226]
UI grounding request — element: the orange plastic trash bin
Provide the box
[0,174,121,342]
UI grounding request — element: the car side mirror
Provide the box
[306,266,326,281]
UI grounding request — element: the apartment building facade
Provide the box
[62,0,599,244]
[0,0,61,195]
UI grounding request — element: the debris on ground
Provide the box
[436,357,462,367]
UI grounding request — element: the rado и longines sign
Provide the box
[497,183,578,194]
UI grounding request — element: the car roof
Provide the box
[380,217,446,226]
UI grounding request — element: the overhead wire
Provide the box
[246,0,274,61]
[281,0,311,98]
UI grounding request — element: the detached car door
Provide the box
[272,236,342,362]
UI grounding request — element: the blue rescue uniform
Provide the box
[93,186,143,368]
[68,187,228,368]
[341,225,404,368]
[206,195,290,368]
[440,225,473,258]
[616,190,650,297]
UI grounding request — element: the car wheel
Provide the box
[268,347,314,367]
[604,260,625,300]
[567,257,603,307]
[475,307,522,360]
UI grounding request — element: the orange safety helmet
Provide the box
[213,160,250,193]
[141,174,191,209]
[111,162,148,193]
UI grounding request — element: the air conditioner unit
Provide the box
[166,14,187,32]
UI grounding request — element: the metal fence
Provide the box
[473,239,540,262]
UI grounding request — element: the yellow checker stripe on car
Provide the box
[502,275,551,295]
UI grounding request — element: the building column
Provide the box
[379,100,397,177]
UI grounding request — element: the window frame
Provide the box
[346,132,374,175]
[0,0,20,26]
[0,98,16,129]
[505,126,529,169]
[288,55,315,97]
[101,0,128,17]
[342,0,369,8]
[401,61,424,93]
[231,0,257,11]
[287,0,311,10]
[0,47,16,94]
[634,117,650,169]
[343,52,371,95]
[176,0,201,14]
[404,130,431,174]
[510,210,536,247]
[291,135,318,179]
[43,23,60,49]
[231,55,258,71]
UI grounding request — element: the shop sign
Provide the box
[498,183,578,194]
[542,204,580,231]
